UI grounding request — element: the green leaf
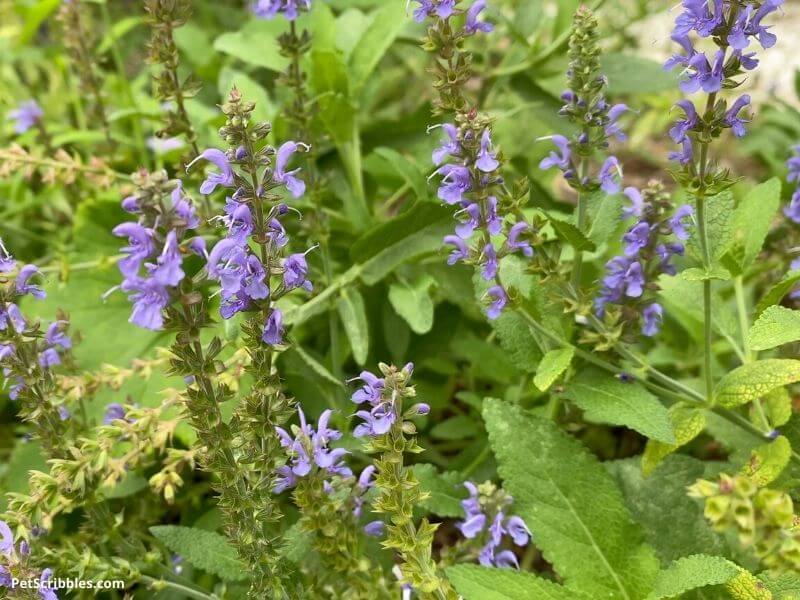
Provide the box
[609,456,729,563]
[213,20,289,72]
[388,276,435,334]
[429,415,479,441]
[348,2,406,93]
[447,565,591,600]
[642,405,706,477]
[490,309,544,374]
[534,348,574,391]
[218,68,275,122]
[659,275,738,344]
[759,572,800,598]
[587,191,623,246]
[762,388,793,428]
[96,16,144,54]
[336,287,370,365]
[747,305,800,351]
[600,53,679,95]
[742,436,792,487]
[483,400,659,599]
[563,369,675,443]
[680,266,732,282]
[548,217,597,252]
[646,555,741,600]
[755,270,800,318]
[149,526,247,581]
[689,192,734,263]
[714,359,800,408]
[412,464,466,518]
[287,345,344,388]
[728,178,781,272]
[373,147,428,201]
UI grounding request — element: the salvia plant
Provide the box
[3,1,800,599]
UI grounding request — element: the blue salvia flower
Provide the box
[252,0,311,21]
[350,363,428,438]
[784,145,800,225]
[456,481,530,569]
[6,100,43,134]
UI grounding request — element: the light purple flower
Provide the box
[38,347,61,369]
[668,138,694,166]
[351,371,385,405]
[680,50,725,95]
[15,264,46,299]
[103,403,127,425]
[444,235,469,265]
[622,222,650,256]
[252,0,310,21]
[122,277,170,330]
[431,124,461,165]
[605,104,629,141]
[481,243,498,280]
[598,156,622,194]
[149,231,185,287]
[465,0,493,34]
[507,222,533,257]
[486,285,507,320]
[539,135,571,172]
[187,149,234,194]
[785,191,800,224]
[0,242,16,273]
[207,238,248,297]
[274,142,306,198]
[7,100,43,134]
[242,255,270,300]
[113,223,155,278]
[669,100,699,143]
[437,164,472,205]
[505,516,530,546]
[38,568,58,600]
[364,520,385,537]
[455,203,482,239]
[486,196,502,235]
[622,187,645,220]
[476,129,499,172]
[0,520,13,556]
[724,95,751,138]
[642,303,663,337]
[283,253,313,292]
[262,308,284,345]
[669,205,694,240]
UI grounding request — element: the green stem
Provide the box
[571,190,588,289]
[139,576,219,600]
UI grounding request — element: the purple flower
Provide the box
[283,253,313,292]
[411,0,455,22]
[458,513,487,538]
[147,136,184,154]
[267,218,289,248]
[642,303,663,337]
[673,0,724,38]
[539,135,572,172]
[748,0,783,49]
[274,142,306,198]
[0,520,13,556]
[121,195,140,213]
[669,205,694,240]
[351,371,385,405]
[486,196,502,235]
[476,129,499,172]
[668,138,694,166]
[187,149,234,194]
[1,304,26,333]
[103,403,127,425]
[0,343,14,362]
[664,35,697,71]
[656,242,685,276]
[464,0,493,34]
[353,465,376,517]
[7,100,43,134]
[596,257,645,315]
[364,520,385,537]
[486,285,507,320]
[262,308,284,345]
[622,222,650,257]
[171,183,200,229]
[785,191,800,224]
[353,401,396,437]
[507,222,533,257]
[669,100,699,143]
[437,164,472,204]
[494,551,520,569]
[242,255,270,300]
[226,203,253,244]
[113,223,155,278]
[252,0,310,21]
[444,235,469,265]
[598,156,622,194]
[38,347,61,369]
[622,187,645,219]
[680,50,725,95]
[481,243,498,280]
[0,241,16,273]
[38,568,58,600]
[605,104,629,141]
[724,95,751,138]
[455,203,482,239]
[207,238,248,297]
[149,231,185,287]
[505,516,531,546]
[58,405,70,421]
[788,146,800,183]
[431,124,461,165]
[123,277,170,330]
[15,264,46,299]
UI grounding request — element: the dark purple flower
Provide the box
[476,129,499,172]
[669,205,694,240]
[673,0,723,38]
[539,135,571,172]
[437,164,472,204]
[669,100,699,143]
[262,308,284,345]
[7,100,43,134]
[486,285,507,320]
[656,242,685,276]
[507,222,533,257]
[187,149,234,194]
[283,253,313,292]
[465,0,493,34]
[113,223,155,278]
[15,264,46,299]
[724,95,751,138]
[642,303,663,337]
[622,222,650,257]
[103,403,127,425]
[274,141,306,198]
[431,124,461,165]
[785,191,800,224]
[788,146,800,183]
[444,235,469,265]
[680,50,725,95]
[411,0,455,22]
[598,156,622,194]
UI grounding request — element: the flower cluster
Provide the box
[664,0,783,167]
[595,183,693,337]
[190,90,311,347]
[351,363,429,438]
[1,520,58,599]
[6,100,43,135]
[456,481,531,568]
[274,408,352,493]
[112,170,202,330]
[433,117,536,320]
[412,0,493,35]
[784,145,800,230]
[252,0,311,21]
[539,7,627,194]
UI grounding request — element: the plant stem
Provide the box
[571,189,588,290]
[139,576,219,600]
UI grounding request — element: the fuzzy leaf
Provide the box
[534,348,574,391]
[759,572,800,598]
[747,305,800,351]
[150,526,247,581]
[646,554,741,600]
[447,565,591,600]
[728,178,781,272]
[548,217,597,252]
[642,405,706,476]
[388,276,435,334]
[726,570,773,600]
[714,359,800,408]
[761,388,793,428]
[483,399,659,599]
[680,266,732,282]
[336,287,370,365]
[688,192,734,262]
[563,369,675,443]
[742,436,792,487]
[412,464,466,518]
[755,270,800,318]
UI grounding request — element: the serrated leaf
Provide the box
[726,570,773,600]
[548,217,597,252]
[388,276,435,334]
[642,405,706,477]
[680,266,732,281]
[647,554,741,600]
[747,305,800,351]
[759,572,800,597]
[755,270,800,318]
[336,287,369,365]
[688,192,734,262]
[742,436,791,487]
[729,178,781,272]
[483,400,659,599]
[412,464,466,518]
[563,369,675,443]
[447,564,591,600]
[150,526,247,581]
[587,190,623,246]
[534,348,574,391]
[348,2,406,93]
[714,359,800,408]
